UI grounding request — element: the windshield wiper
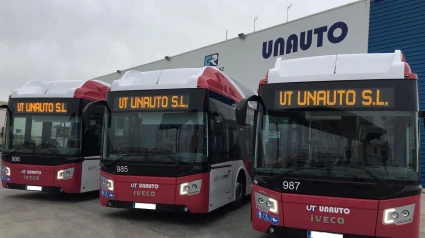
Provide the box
[268,167,310,180]
[38,146,60,158]
[54,157,82,166]
[2,149,16,157]
[102,149,183,169]
[147,150,183,168]
[347,165,397,198]
[102,155,130,169]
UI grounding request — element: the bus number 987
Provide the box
[283,181,300,190]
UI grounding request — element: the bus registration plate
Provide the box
[26,185,42,191]
[133,202,156,210]
[308,231,343,238]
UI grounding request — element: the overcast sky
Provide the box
[0,0,357,101]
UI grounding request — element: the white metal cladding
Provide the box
[111,68,205,92]
[267,50,406,84]
[10,80,110,99]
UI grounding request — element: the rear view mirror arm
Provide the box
[0,104,12,115]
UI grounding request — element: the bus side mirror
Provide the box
[236,95,261,126]
[214,116,223,135]
[82,100,111,127]
[236,100,248,126]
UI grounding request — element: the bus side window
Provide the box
[229,127,240,160]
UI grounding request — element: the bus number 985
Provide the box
[117,166,128,173]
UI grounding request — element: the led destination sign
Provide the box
[274,88,394,109]
[15,102,68,113]
[115,95,190,110]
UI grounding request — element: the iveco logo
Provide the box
[134,191,156,196]
[310,215,344,224]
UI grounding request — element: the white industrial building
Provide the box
[90,0,425,185]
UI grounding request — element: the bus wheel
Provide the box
[230,179,245,210]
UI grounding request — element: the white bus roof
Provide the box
[10,80,111,99]
[266,50,415,84]
[111,66,256,101]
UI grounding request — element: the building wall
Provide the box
[90,0,425,185]
[368,0,425,186]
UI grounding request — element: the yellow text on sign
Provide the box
[16,102,67,113]
[118,96,189,109]
[279,89,389,107]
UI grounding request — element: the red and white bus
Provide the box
[84,67,256,213]
[235,50,422,237]
[1,79,110,194]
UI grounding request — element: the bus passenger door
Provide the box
[209,115,233,211]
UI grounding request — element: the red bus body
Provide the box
[1,80,110,194]
[236,50,422,237]
[88,67,256,213]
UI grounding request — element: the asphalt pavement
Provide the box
[0,188,424,238]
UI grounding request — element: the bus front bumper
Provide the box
[103,199,191,213]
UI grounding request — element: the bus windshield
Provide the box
[5,114,81,156]
[254,109,419,185]
[102,111,207,165]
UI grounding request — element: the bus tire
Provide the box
[229,172,246,210]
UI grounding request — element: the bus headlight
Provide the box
[383,204,415,225]
[57,168,74,180]
[1,165,10,176]
[179,179,202,196]
[101,176,114,191]
[255,192,278,214]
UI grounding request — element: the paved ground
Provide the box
[0,188,424,238]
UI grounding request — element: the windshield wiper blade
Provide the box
[268,167,309,180]
[102,152,149,168]
[103,155,128,168]
[39,146,60,158]
[2,149,16,157]
[54,157,82,166]
[148,150,182,168]
[102,147,184,169]
[319,164,397,197]
[347,165,397,198]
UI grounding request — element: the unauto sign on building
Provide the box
[262,21,348,59]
